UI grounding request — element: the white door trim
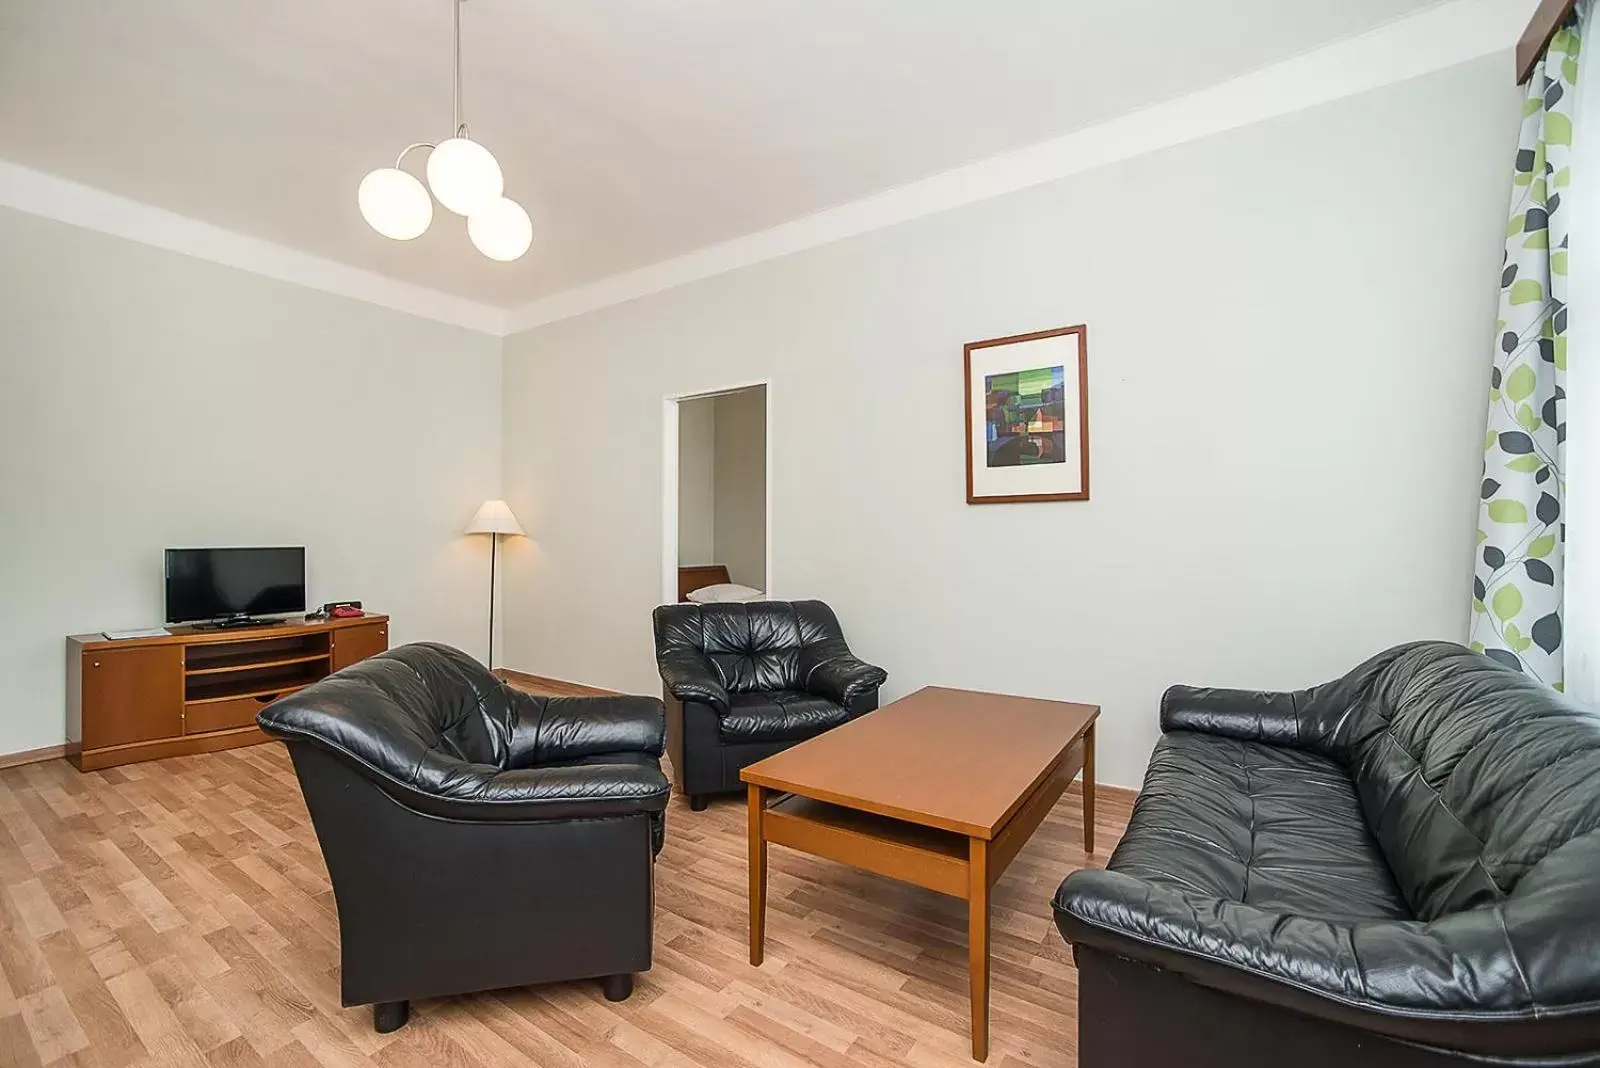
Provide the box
[661,379,773,606]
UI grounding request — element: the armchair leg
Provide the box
[373,1000,409,1033]
[601,973,634,1002]
[689,795,709,812]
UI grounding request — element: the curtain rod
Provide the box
[1519,0,1579,83]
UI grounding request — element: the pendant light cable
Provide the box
[453,0,466,138]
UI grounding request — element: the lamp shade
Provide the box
[358,167,433,240]
[465,499,524,536]
[467,196,533,262]
[427,137,503,216]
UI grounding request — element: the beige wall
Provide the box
[677,396,717,565]
[714,387,767,589]
[0,206,503,755]
[499,56,1517,788]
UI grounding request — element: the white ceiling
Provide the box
[0,0,1446,309]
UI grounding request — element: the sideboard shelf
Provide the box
[184,673,322,705]
[185,650,332,676]
[66,614,388,771]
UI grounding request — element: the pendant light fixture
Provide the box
[358,0,531,261]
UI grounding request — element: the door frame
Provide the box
[661,379,773,605]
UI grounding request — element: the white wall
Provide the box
[714,387,767,589]
[0,206,503,755]
[677,396,717,565]
[499,56,1518,789]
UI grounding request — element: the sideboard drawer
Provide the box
[185,691,293,735]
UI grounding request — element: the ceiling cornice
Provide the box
[504,0,1528,335]
[0,160,508,336]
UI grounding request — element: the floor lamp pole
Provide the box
[487,532,497,668]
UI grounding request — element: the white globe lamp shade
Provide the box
[357,168,432,240]
[467,197,533,262]
[426,137,503,216]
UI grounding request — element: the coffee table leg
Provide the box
[968,836,990,1062]
[748,783,768,966]
[1082,723,1096,855]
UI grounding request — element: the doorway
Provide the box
[661,382,770,604]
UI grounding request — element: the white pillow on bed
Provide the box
[687,583,765,603]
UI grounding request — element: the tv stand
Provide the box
[66,614,388,771]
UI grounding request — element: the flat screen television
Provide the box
[164,547,307,627]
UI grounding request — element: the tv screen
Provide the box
[164,547,306,624]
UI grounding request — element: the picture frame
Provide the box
[964,325,1090,504]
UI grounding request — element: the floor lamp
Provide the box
[465,499,524,667]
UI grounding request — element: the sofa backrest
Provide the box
[652,600,843,694]
[1306,642,1600,922]
[258,642,517,775]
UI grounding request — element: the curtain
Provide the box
[1469,17,1583,688]
[1567,0,1600,705]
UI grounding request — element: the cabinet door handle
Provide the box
[92,661,100,668]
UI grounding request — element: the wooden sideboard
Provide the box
[66,615,388,771]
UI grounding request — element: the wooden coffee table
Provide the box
[740,685,1099,1062]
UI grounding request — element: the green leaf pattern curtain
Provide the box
[1469,21,1582,687]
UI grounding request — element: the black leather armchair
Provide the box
[1054,642,1600,1067]
[652,600,886,809]
[257,643,670,1033]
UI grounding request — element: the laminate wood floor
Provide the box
[0,708,1128,1068]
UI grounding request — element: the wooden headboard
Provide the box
[678,565,730,602]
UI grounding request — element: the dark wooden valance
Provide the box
[1519,0,1579,83]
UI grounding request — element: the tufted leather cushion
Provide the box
[1114,731,1410,923]
[656,601,820,693]
[1335,647,1600,922]
[653,601,886,697]
[259,643,670,827]
[1054,641,1600,1057]
[718,690,851,744]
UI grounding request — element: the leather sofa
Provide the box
[257,643,670,1033]
[652,600,886,809]
[1054,641,1600,1067]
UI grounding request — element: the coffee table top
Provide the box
[740,686,1098,839]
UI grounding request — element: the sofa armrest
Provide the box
[1159,685,1306,748]
[507,690,666,765]
[1053,868,1595,1057]
[798,640,887,706]
[421,761,670,822]
[656,650,730,713]
[265,715,671,824]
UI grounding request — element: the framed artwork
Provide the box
[964,325,1089,504]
